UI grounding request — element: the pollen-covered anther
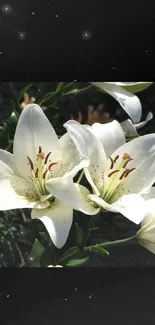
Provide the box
[113,155,119,163]
[27,156,34,170]
[119,168,136,180]
[108,170,120,177]
[109,156,114,169]
[43,169,48,179]
[44,152,51,164]
[48,162,57,172]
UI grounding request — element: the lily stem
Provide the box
[60,235,136,265]
[77,170,85,184]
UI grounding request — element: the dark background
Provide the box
[0,0,155,79]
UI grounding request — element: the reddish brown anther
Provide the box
[43,169,48,179]
[108,170,120,177]
[44,152,51,164]
[48,162,57,171]
[27,156,34,170]
[113,155,119,163]
[109,156,114,169]
[124,168,136,177]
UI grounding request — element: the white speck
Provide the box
[17,31,27,40]
[56,14,58,18]
[82,30,92,40]
[7,294,10,298]
[112,67,115,70]
[145,50,148,53]
[74,288,78,291]
[29,257,33,261]
[65,298,67,301]
[89,295,92,299]
[32,12,35,15]
[0,52,2,55]
[2,5,12,14]
[74,80,77,82]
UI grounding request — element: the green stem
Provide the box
[77,170,84,184]
[80,213,100,251]
[90,235,136,249]
[59,235,136,265]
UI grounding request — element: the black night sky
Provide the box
[0,0,155,79]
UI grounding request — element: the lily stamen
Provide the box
[108,170,120,177]
[44,152,51,164]
[27,156,34,170]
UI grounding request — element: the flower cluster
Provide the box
[0,82,155,262]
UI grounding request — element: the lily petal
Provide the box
[121,120,139,137]
[106,133,155,173]
[0,150,20,177]
[64,120,107,194]
[0,176,37,210]
[31,200,73,248]
[91,82,142,123]
[91,120,126,157]
[88,193,146,224]
[13,104,62,179]
[46,178,100,215]
[58,132,89,178]
[135,111,153,130]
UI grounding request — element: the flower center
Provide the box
[27,146,57,197]
[102,153,136,203]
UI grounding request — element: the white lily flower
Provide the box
[91,82,142,123]
[121,112,153,138]
[63,120,155,224]
[0,104,98,249]
[136,198,155,254]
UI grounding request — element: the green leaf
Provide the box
[51,114,59,127]
[62,246,78,258]
[56,82,64,92]
[25,239,45,267]
[121,82,153,93]
[66,256,90,267]
[32,239,45,257]
[91,246,109,255]
[18,84,33,101]
[75,223,84,247]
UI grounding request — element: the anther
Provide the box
[44,152,51,164]
[108,170,120,177]
[113,155,119,163]
[27,156,34,170]
[124,168,136,177]
[43,169,48,179]
[48,162,57,171]
[109,156,114,169]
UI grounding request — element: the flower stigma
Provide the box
[26,146,57,206]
